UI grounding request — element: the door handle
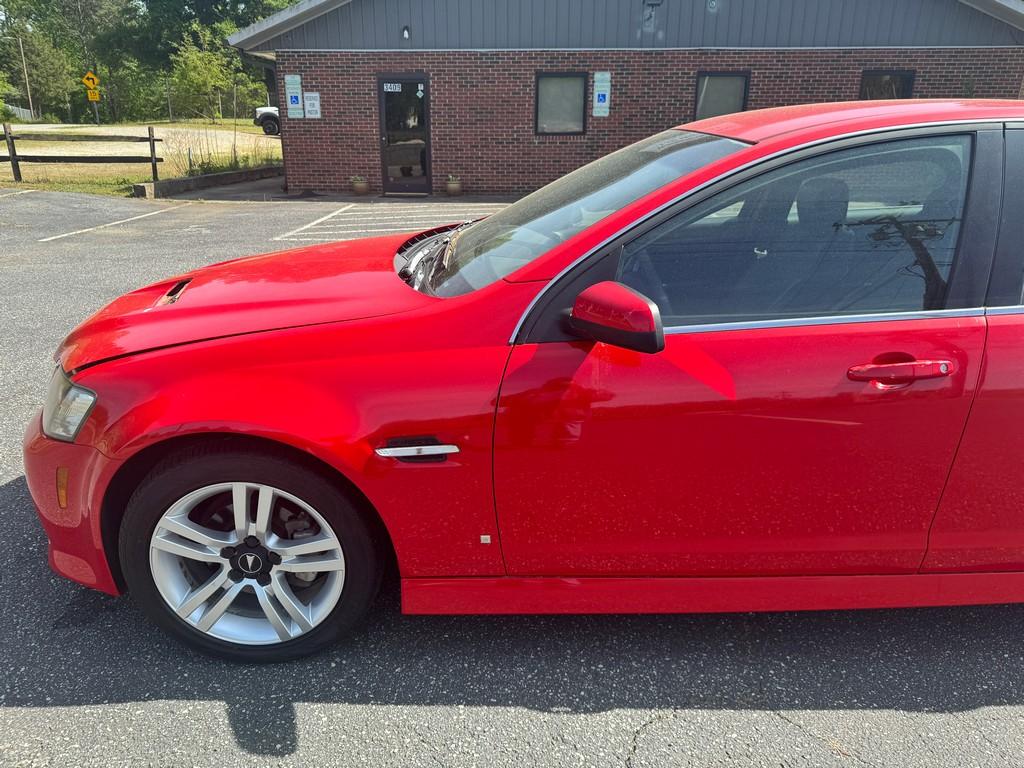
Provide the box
[847,359,956,385]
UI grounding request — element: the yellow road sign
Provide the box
[82,71,100,89]
[86,88,101,102]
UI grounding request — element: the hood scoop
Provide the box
[156,279,191,306]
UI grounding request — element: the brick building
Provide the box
[229,0,1024,196]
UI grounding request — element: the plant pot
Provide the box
[352,181,370,195]
[445,181,463,196]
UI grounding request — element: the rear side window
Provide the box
[617,135,971,326]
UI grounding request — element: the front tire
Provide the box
[119,446,380,662]
[261,118,280,136]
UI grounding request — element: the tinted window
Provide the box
[860,70,915,99]
[695,73,748,120]
[429,130,747,297]
[536,73,586,134]
[617,135,971,326]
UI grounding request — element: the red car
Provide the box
[24,100,1024,661]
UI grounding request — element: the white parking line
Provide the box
[273,202,509,243]
[273,203,355,241]
[315,211,501,221]
[0,189,35,199]
[38,203,192,242]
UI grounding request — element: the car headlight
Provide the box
[42,367,96,442]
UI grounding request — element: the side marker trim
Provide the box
[375,444,460,458]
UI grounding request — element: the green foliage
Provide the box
[0,71,14,119]
[0,0,277,123]
[0,30,78,120]
[0,60,24,120]
[169,26,231,120]
[168,24,268,122]
[141,0,293,63]
[104,57,166,122]
[0,69,14,100]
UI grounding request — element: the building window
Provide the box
[536,73,587,134]
[695,72,749,120]
[860,70,915,100]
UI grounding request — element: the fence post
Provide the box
[148,126,159,182]
[3,123,21,183]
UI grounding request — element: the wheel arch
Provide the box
[100,432,398,592]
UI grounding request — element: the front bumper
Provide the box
[23,412,123,595]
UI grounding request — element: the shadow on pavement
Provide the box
[3,473,1023,756]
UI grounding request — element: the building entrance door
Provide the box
[378,75,431,194]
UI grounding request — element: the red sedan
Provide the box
[24,100,1024,661]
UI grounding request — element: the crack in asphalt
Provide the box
[773,710,880,767]
[624,709,679,768]
[968,716,1013,764]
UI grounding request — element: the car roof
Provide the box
[683,99,1024,143]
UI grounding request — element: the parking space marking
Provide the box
[274,202,509,243]
[0,189,35,199]
[38,203,193,242]
[273,203,356,241]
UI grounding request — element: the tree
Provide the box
[0,69,15,117]
[168,24,230,121]
[0,0,272,123]
[0,30,77,120]
[139,0,293,63]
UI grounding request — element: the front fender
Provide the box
[74,319,511,577]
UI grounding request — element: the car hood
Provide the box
[59,234,432,372]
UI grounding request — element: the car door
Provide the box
[923,125,1024,572]
[494,128,1002,578]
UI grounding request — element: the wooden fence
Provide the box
[1,123,163,182]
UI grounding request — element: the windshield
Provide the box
[427,130,747,297]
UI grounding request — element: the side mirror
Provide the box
[568,281,665,354]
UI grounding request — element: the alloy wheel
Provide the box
[148,482,346,645]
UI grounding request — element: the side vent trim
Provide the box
[375,436,460,463]
[156,279,192,306]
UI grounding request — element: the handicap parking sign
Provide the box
[597,93,607,103]
[289,95,300,105]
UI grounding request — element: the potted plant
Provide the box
[350,175,370,195]
[445,174,463,196]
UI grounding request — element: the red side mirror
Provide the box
[568,281,665,354]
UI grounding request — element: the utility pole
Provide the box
[17,37,32,119]
[92,61,100,125]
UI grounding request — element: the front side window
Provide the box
[617,135,971,327]
[428,130,748,297]
[695,73,749,120]
[860,70,915,100]
[536,73,587,134]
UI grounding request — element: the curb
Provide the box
[133,165,284,199]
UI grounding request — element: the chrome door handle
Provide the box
[847,359,955,385]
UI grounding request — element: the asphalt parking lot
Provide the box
[3,187,1024,767]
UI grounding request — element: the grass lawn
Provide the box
[3,169,154,196]
[1,122,282,196]
[115,118,270,136]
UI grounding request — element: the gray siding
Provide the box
[252,0,1024,51]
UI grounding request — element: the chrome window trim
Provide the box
[663,307,984,335]
[985,306,1024,316]
[509,117,1002,344]
[375,444,460,458]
